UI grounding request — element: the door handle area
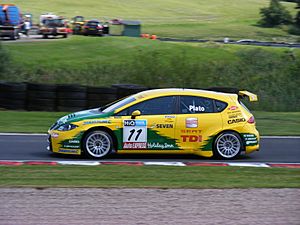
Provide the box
[165,119,174,122]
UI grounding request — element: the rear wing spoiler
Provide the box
[206,87,258,102]
[238,90,258,102]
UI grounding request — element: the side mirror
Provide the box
[131,110,141,119]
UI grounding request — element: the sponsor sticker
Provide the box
[61,144,80,149]
[228,106,238,111]
[181,135,202,142]
[242,133,258,146]
[123,142,147,149]
[51,133,59,138]
[123,119,147,149]
[68,140,80,144]
[186,118,198,128]
[189,105,205,112]
[148,142,175,149]
[227,118,246,124]
[156,124,173,129]
[181,129,201,134]
[83,120,111,125]
[58,149,80,153]
[165,115,175,119]
[228,112,243,119]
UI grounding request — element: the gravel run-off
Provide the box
[0,188,299,225]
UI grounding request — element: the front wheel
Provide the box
[83,130,113,158]
[213,132,242,159]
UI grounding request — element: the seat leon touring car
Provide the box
[48,88,260,159]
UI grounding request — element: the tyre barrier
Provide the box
[87,86,117,108]
[56,84,87,112]
[0,82,148,112]
[0,82,27,110]
[26,83,57,111]
[112,84,148,99]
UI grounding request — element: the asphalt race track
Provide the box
[0,134,299,163]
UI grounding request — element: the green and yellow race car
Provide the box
[48,88,259,159]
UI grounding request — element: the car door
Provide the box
[175,95,223,151]
[116,96,178,150]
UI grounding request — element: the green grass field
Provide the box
[0,165,299,188]
[0,110,299,135]
[7,0,299,41]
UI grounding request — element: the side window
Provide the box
[215,100,228,112]
[117,96,177,116]
[180,96,214,114]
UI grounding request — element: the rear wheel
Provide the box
[213,131,242,159]
[83,130,113,158]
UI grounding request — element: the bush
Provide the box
[232,48,300,111]
[259,0,293,27]
[288,24,300,34]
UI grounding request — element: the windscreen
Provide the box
[102,96,136,113]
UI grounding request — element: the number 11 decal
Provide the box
[123,120,147,149]
[128,129,143,141]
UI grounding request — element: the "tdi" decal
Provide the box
[181,135,202,142]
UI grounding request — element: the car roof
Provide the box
[133,88,237,101]
[86,20,100,23]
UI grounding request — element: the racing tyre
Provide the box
[213,131,242,159]
[0,82,27,92]
[27,83,57,92]
[83,130,113,158]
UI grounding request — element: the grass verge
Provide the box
[253,111,300,136]
[0,110,299,135]
[0,165,299,188]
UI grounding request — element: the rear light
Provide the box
[83,26,88,29]
[98,25,103,29]
[247,116,255,124]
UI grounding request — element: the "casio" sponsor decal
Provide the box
[228,118,246,124]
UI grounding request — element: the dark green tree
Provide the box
[295,0,300,27]
[259,0,293,27]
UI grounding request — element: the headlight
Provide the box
[57,123,78,131]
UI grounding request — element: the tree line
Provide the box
[259,0,300,34]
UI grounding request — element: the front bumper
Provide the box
[47,130,82,155]
[47,134,53,152]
